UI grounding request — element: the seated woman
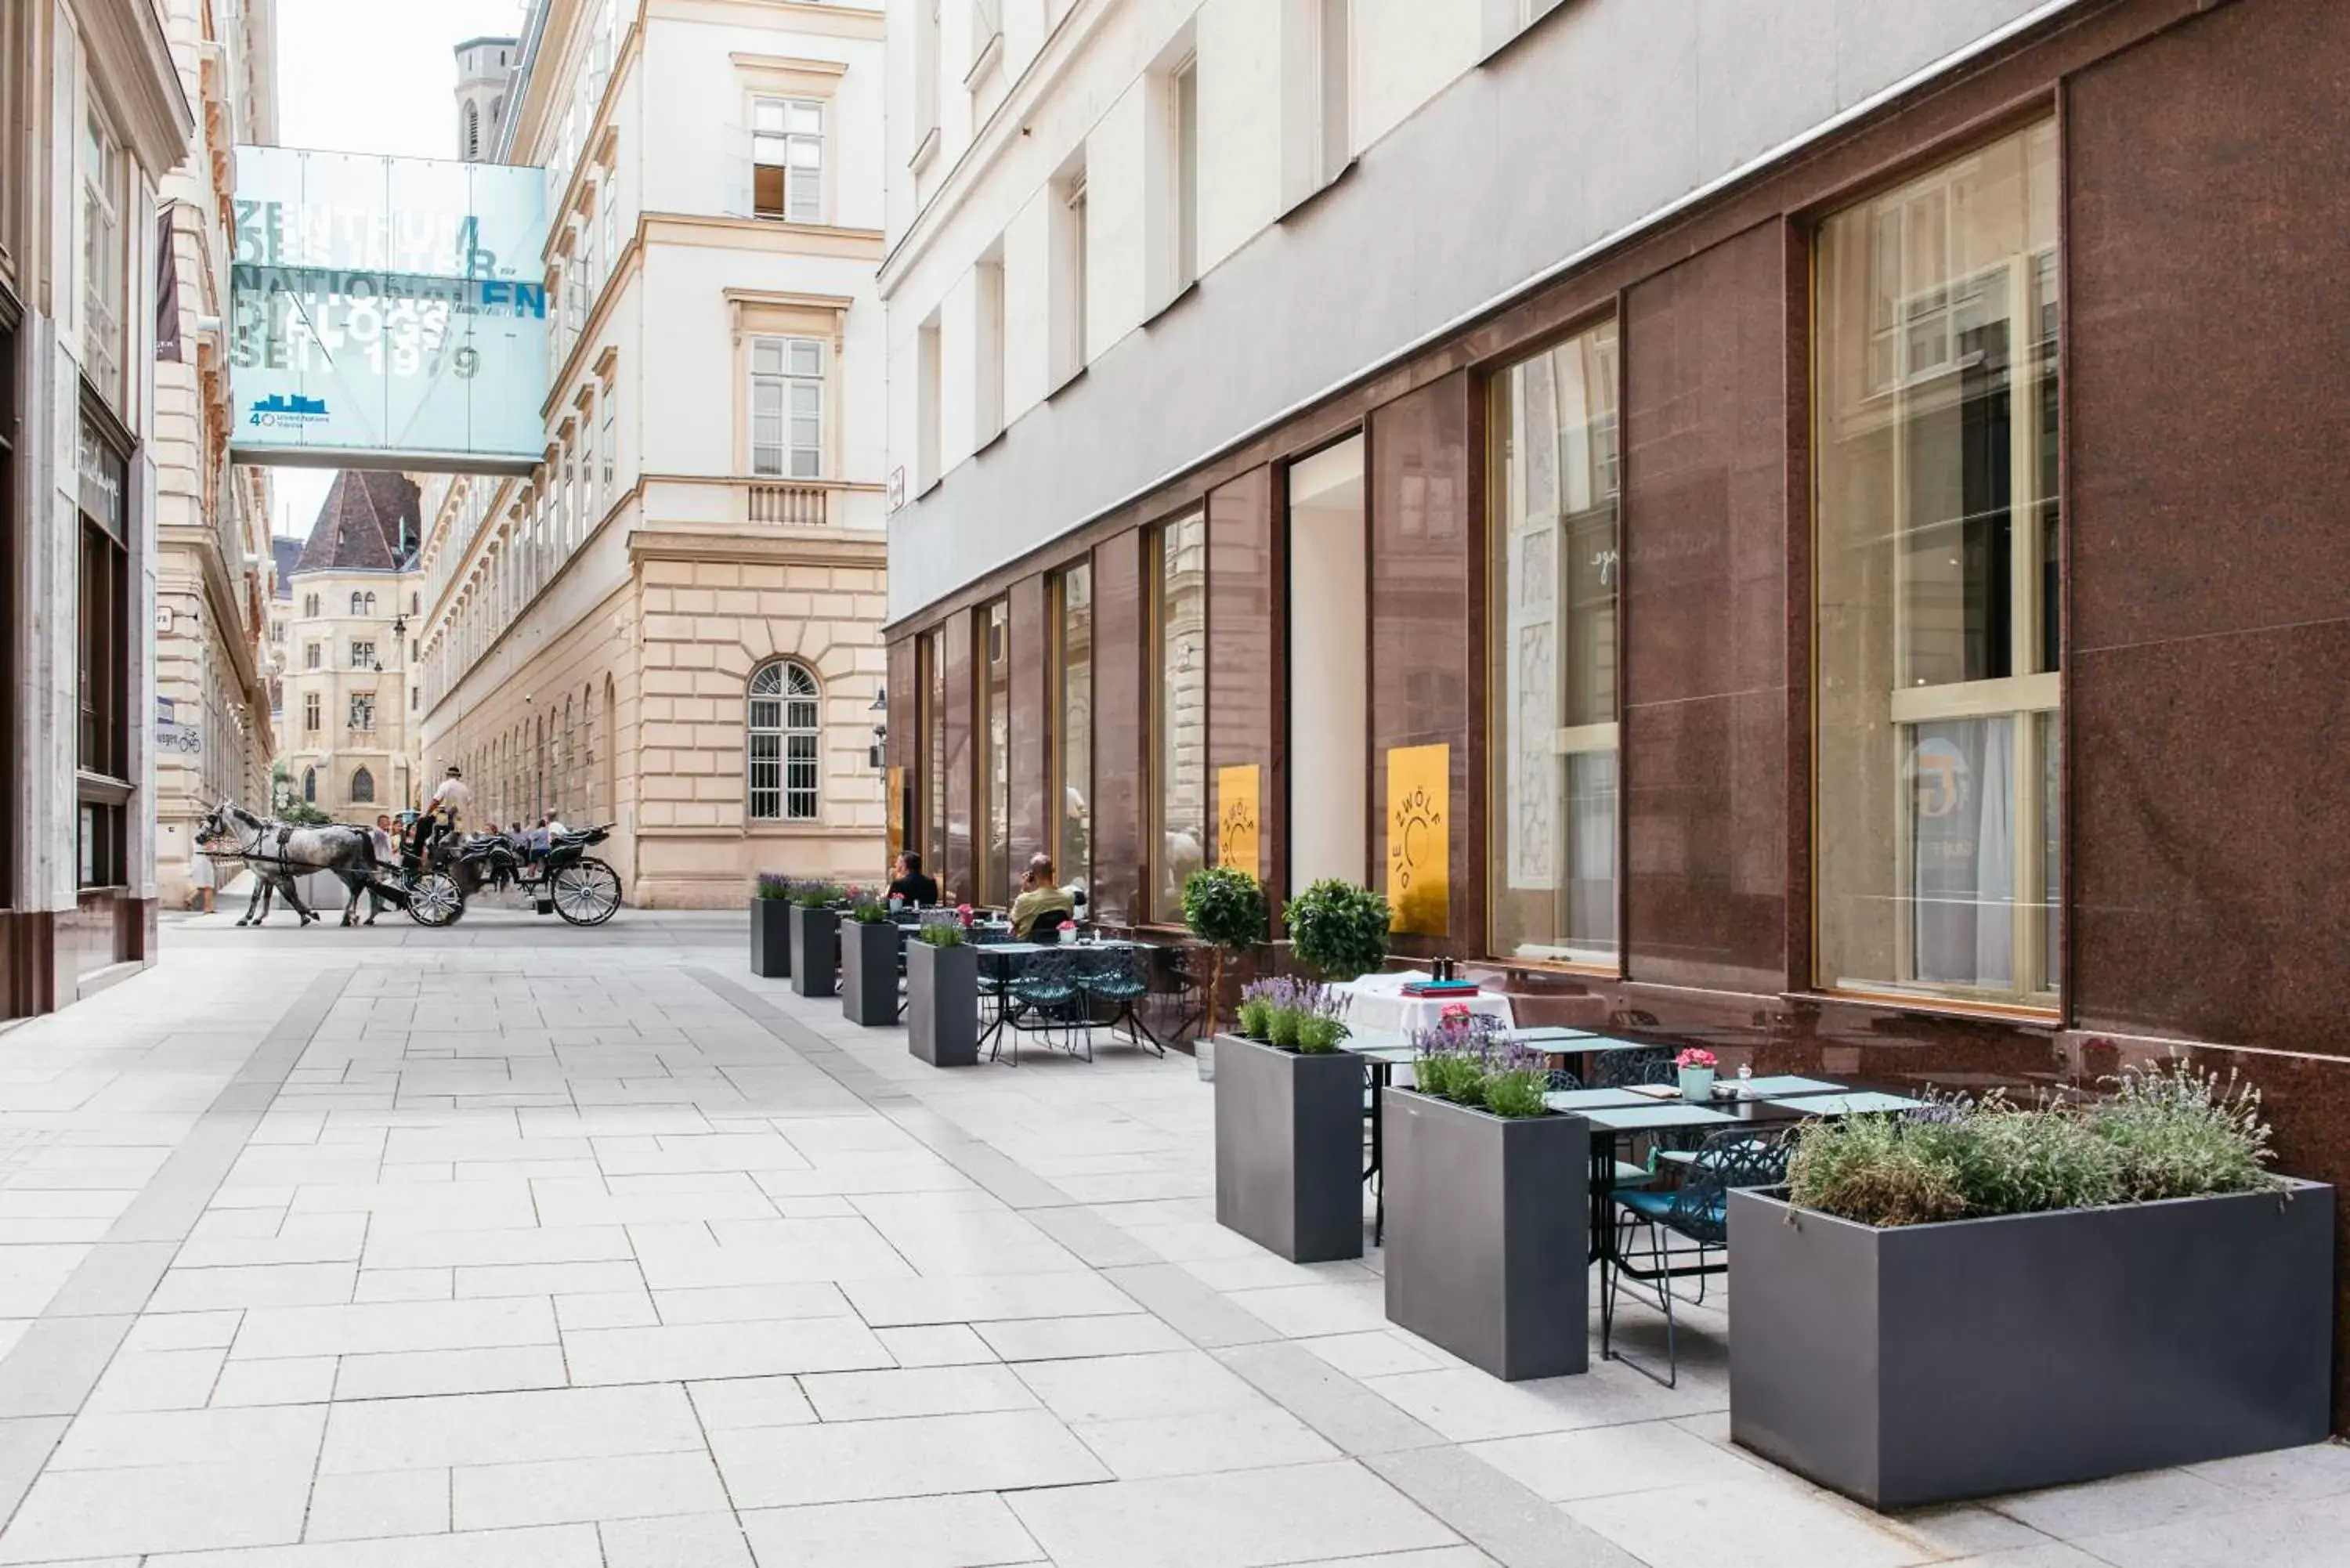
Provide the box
[1007,855,1077,940]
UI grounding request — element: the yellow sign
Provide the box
[1385,743,1449,936]
[1217,764,1262,883]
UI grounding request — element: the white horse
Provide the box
[197,803,385,927]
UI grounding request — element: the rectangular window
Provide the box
[349,694,375,731]
[916,0,942,142]
[579,198,599,300]
[1150,511,1209,921]
[750,336,823,479]
[1051,166,1088,386]
[1815,121,2061,1008]
[303,692,320,732]
[971,0,1004,69]
[1173,57,1199,291]
[916,318,942,489]
[1050,562,1093,901]
[578,403,596,537]
[978,598,1010,905]
[599,384,616,505]
[1318,0,1352,181]
[974,257,1005,446]
[753,98,823,223]
[80,111,124,410]
[1488,317,1621,966]
[350,640,376,670]
[921,627,948,870]
[601,175,620,268]
[305,642,320,670]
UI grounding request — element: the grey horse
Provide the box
[197,803,386,927]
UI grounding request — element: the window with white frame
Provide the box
[350,640,376,670]
[349,693,375,731]
[750,337,823,479]
[748,660,821,821]
[81,108,125,409]
[971,0,1004,70]
[1173,56,1200,291]
[600,175,620,269]
[752,99,822,223]
[1052,164,1088,385]
[580,395,598,536]
[599,382,617,505]
[578,198,599,301]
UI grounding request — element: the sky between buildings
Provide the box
[268,0,529,540]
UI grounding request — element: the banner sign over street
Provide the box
[228,147,549,471]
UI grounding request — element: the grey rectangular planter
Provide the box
[840,920,902,1026]
[1213,1035,1365,1263]
[749,898,791,978]
[1382,1088,1589,1381]
[789,905,838,998]
[906,939,978,1067]
[1728,1183,2335,1510]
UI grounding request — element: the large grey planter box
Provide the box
[1213,1034,1365,1263]
[907,940,978,1067]
[749,899,791,977]
[1382,1088,1589,1380]
[841,920,902,1026]
[789,905,838,998]
[1728,1183,2335,1510]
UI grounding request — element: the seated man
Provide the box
[1008,855,1077,940]
[888,851,939,908]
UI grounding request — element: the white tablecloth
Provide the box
[1329,971,1515,1036]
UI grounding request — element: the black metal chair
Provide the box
[1078,946,1157,1056]
[1602,1126,1789,1387]
[1589,1046,1678,1088]
[1008,950,1090,1061]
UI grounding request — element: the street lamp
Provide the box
[867,685,887,771]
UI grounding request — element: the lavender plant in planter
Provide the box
[1215,979,1363,1263]
[750,873,793,978]
[1383,1014,1588,1380]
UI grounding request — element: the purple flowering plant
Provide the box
[1409,1012,1549,1118]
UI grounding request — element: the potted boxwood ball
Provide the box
[788,883,841,999]
[1215,977,1363,1263]
[750,873,794,978]
[1383,1010,1587,1381]
[1730,1065,2331,1509]
[1181,863,1266,1080]
[840,901,902,1026]
[1286,879,1391,982]
[906,924,978,1067]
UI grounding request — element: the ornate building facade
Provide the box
[414,0,891,907]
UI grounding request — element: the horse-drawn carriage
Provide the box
[196,803,623,928]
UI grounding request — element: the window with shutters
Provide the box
[748,660,821,822]
[750,336,823,479]
[752,99,823,223]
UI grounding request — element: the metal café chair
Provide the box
[1007,949,1090,1061]
[1078,945,1159,1056]
[1602,1126,1791,1388]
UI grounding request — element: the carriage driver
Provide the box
[416,765,472,864]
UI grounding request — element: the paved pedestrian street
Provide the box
[0,912,2341,1567]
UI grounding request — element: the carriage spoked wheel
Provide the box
[405,872,467,928]
[551,858,623,927]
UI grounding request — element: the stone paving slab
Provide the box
[0,913,2335,1566]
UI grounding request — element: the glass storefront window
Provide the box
[980,598,1010,905]
[1815,121,2061,1006]
[1052,564,1093,902]
[921,627,947,871]
[1152,512,1208,922]
[1488,317,1621,966]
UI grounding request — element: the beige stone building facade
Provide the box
[153,0,278,908]
[278,473,425,823]
[414,0,891,908]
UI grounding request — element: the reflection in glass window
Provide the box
[1815,121,2060,1006]
[980,600,1010,905]
[1152,513,1208,921]
[1488,317,1620,966]
[1053,563,1093,904]
[923,628,948,868]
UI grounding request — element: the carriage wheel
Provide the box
[551,858,623,926]
[406,872,466,928]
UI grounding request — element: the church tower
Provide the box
[454,35,518,163]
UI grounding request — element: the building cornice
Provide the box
[649,0,882,42]
[642,211,885,260]
[627,524,885,570]
[78,0,198,173]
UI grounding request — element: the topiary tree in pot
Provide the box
[1180,863,1267,1041]
[1286,878,1392,981]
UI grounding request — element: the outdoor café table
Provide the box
[1339,1031,1419,1242]
[1330,971,1515,1035]
[1580,1100,1741,1287]
[974,939,1151,1061]
[1762,1089,1930,1118]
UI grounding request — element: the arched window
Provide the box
[351,767,375,804]
[302,767,316,803]
[748,660,819,821]
[363,592,377,616]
